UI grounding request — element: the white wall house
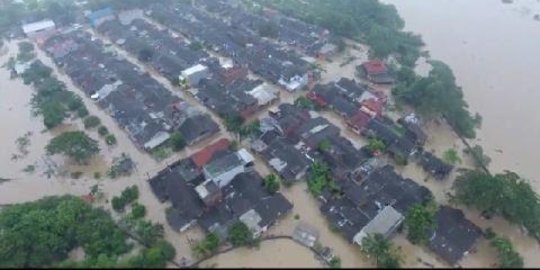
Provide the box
[22,20,56,38]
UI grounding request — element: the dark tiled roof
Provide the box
[429,206,482,265]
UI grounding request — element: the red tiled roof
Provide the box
[307,91,328,107]
[362,98,384,117]
[348,110,372,129]
[190,138,230,168]
[363,60,387,75]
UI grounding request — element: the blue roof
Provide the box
[88,7,114,21]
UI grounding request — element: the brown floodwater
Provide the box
[381,0,540,267]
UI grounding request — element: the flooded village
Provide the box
[1,0,539,268]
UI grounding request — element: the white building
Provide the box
[203,148,254,188]
[179,64,209,87]
[22,20,56,38]
[353,205,404,246]
[278,73,308,92]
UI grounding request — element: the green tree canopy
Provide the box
[228,222,253,246]
[366,138,386,154]
[404,203,437,245]
[392,60,478,138]
[169,131,186,151]
[453,170,540,239]
[0,196,130,268]
[263,174,280,194]
[46,131,100,164]
[490,236,524,268]
[361,233,402,268]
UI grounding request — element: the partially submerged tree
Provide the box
[228,222,253,247]
[453,170,540,239]
[361,233,402,268]
[490,236,524,268]
[404,202,437,245]
[443,149,462,165]
[46,131,100,164]
[263,174,280,194]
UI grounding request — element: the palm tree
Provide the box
[361,233,401,268]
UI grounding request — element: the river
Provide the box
[382,0,540,184]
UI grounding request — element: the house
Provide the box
[246,83,279,106]
[195,179,223,208]
[262,137,311,183]
[149,165,205,232]
[177,114,219,146]
[180,64,210,87]
[118,9,143,25]
[215,66,248,85]
[353,205,405,246]
[428,206,482,266]
[360,60,394,84]
[203,148,255,188]
[22,19,56,38]
[198,171,293,240]
[190,138,231,169]
[87,7,116,28]
[418,152,454,180]
[347,111,372,135]
[278,66,308,92]
[293,222,320,248]
[398,113,428,146]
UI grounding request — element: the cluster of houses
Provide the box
[147,1,315,92]
[250,103,481,266]
[42,30,219,151]
[26,2,481,267]
[96,17,210,84]
[308,78,454,180]
[149,138,293,240]
[197,0,336,59]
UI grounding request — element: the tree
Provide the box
[121,185,139,204]
[22,60,52,85]
[131,203,146,219]
[392,60,478,138]
[46,131,100,164]
[263,174,280,194]
[453,170,540,239]
[105,134,117,146]
[138,48,153,62]
[366,139,386,154]
[127,240,175,268]
[318,139,331,151]
[135,221,164,246]
[111,196,126,212]
[98,126,109,136]
[307,161,331,196]
[258,21,279,38]
[228,222,253,247]
[464,145,491,169]
[490,236,524,268]
[295,96,316,110]
[443,149,461,165]
[361,233,402,268]
[0,196,130,268]
[169,131,186,151]
[83,116,101,129]
[193,233,220,259]
[329,257,341,268]
[404,203,437,245]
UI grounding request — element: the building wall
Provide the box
[211,165,246,188]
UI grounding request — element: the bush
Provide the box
[98,126,109,136]
[131,203,147,219]
[77,107,89,118]
[169,131,186,151]
[106,134,117,146]
[228,222,253,246]
[84,116,101,129]
[112,196,126,212]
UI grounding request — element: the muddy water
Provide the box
[383,0,540,183]
[201,238,322,268]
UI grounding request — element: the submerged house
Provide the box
[202,148,255,188]
[418,151,454,180]
[359,60,394,84]
[428,206,482,266]
[180,64,210,87]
